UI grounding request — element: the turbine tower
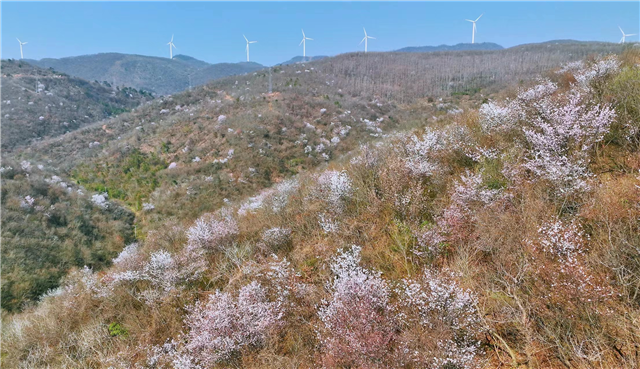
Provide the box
[465,14,483,44]
[244,35,257,62]
[360,28,376,53]
[299,29,313,62]
[619,26,636,44]
[167,35,177,59]
[17,38,28,59]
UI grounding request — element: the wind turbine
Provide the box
[619,26,636,44]
[244,35,257,62]
[167,35,177,59]
[299,29,313,62]
[17,38,27,59]
[465,14,483,44]
[360,28,376,53]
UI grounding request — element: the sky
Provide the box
[1,1,639,66]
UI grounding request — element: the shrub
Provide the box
[396,269,482,369]
[260,227,292,252]
[314,170,354,213]
[186,213,239,251]
[108,322,129,338]
[183,281,284,365]
[317,246,397,368]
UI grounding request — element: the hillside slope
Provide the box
[0,159,135,312]
[1,59,152,150]
[4,42,628,312]
[25,53,265,95]
[2,50,639,368]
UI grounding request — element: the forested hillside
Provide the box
[0,159,135,312]
[1,59,152,150]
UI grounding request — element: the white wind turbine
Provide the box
[17,38,28,59]
[619,26,636,44]
[167,35,177,59]
[465,14,483,44]
[360,28,376,53]
[299,29,313,61]
[244,35,257,62]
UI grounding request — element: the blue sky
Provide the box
[2,2,638,66]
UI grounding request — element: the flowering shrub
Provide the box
[314,170,354,213]
[517,79,558,102]
[396,269,482,368]
[20,195,35,209]
[91,192,109,209]
[112,243,143,270]
[478,101,518,133]
[349,143,380,168]
[402,130,443,176]
[522,88,616,194]
[451,170,505,210]
[413,221,448,258]
[107,245,206,304]
[183,281,284,365]
[260,227,292,252]
[186,213,239,251]
[574,56,620,88]
[318,246,396,367]
[237,178,299,215]
[531,218,617,305]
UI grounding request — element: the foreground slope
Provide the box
[25,53,265,95]
[0,59,151,150]
[3,50,639,368]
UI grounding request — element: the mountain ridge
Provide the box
[396,42,504,53]
[25,53,265,95]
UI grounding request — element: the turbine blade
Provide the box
[369,36,376,39]
[250,41,257,43]
[299,39,304,46]
[17,38,21,43]
[465,19,474,22]
[619,26,624,34]
[244,34,248,42]
[363,27,367,36]
[23,42,28,45]
[306,38,313,40]
[476,14,483,22]
[360,37,366,44]
[628,34,637,36]
[302,29,305,37]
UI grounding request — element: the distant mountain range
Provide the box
[17,40,626,97]
[24,53,265,95]
[279,56,329,65]
[396,42,504,53]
